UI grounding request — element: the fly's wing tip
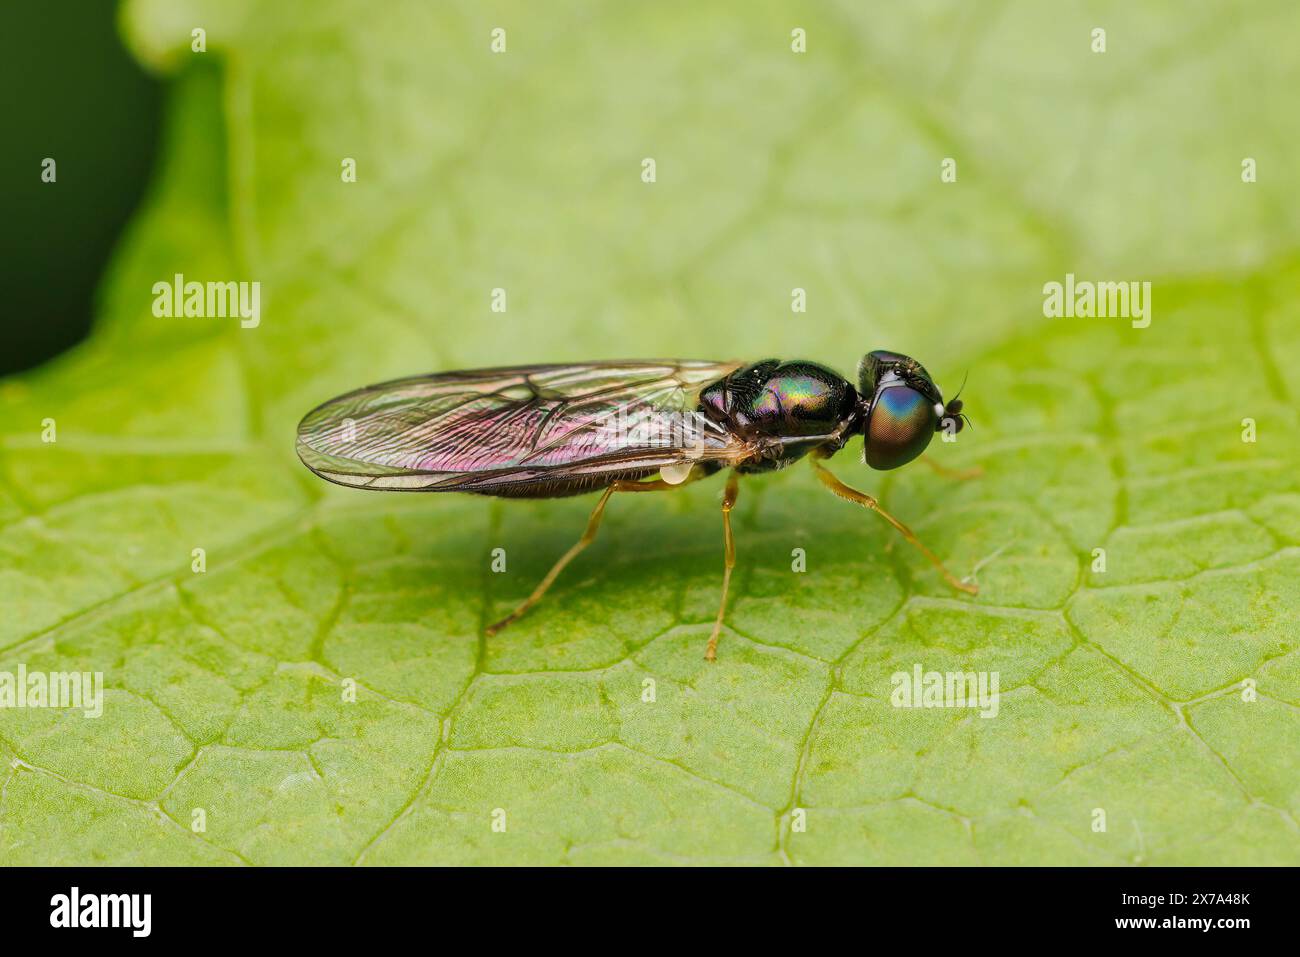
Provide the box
[295,401,375,484]
[295,438,359,487]
[295,425,374,485]
[295,388,464,491]
[296,436,457,491]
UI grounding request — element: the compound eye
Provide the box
[858,350,908,394]
[865,386,936,470]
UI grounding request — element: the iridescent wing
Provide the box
[296,360,748,493]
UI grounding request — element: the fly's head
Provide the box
[856,350,968,470]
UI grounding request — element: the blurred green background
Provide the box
[0,0,161,374]
[0,1,1297,865]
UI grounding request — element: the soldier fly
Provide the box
[296,350,975,660]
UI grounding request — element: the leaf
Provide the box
[1,0,1298,865]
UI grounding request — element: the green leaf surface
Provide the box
[2,0,1298,864]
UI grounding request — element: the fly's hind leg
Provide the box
[812,457,977,595]
[704,471,741,662]
[485,475,691,637]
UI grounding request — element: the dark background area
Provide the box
[0,0,162,376]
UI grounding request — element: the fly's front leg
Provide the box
[918,454,983,481]
[811,457,977,595]
[486,474,694,637]
[704,471,740,662]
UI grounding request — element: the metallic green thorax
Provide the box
[698,359,857,473]
[698,351,956,473]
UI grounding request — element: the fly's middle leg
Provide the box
[485,475,692,637]
[703,471,741,662]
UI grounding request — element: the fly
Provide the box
[296,351,977,660]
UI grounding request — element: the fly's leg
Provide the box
[918,453,983,481]
[811,458,977,595]
[704,471,740,662]
[485,475,691,636]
